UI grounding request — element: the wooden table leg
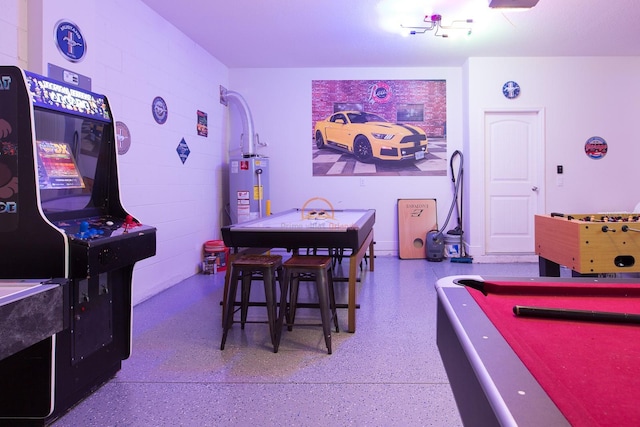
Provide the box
[347,230,374,333]
[221,252,237,328]
[368,235,375,273]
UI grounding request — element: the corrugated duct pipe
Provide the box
[224,89,256,156]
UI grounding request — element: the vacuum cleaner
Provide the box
[426,150,473,263]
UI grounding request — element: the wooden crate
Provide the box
[398,199,437,259]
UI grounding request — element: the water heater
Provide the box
[229,155,270,223]
[221,86,270,224]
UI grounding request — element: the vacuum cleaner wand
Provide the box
[449,150,472,263]
[427,150,466,262]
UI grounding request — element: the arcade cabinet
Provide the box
[0,65,156,424]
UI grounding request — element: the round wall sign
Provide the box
[502,81,520,99]
[54,20,87,62]
[585,136,608,159]
[152,96,168,124]
[115,121,131,155]
[368,82,392,104]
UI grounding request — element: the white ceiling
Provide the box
[140,0,640,68]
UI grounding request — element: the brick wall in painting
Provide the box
[311,79,447,138]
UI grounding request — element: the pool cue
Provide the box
[513,305,640,324]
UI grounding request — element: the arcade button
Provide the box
[74,221,105,239]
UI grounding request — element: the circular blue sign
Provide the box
[152,96,168,124]
[585,136,608,159]
[54,20,87,62]
[502,81,520,99]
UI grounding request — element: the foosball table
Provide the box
[535,213,640,276]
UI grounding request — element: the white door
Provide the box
[485,110,544,254]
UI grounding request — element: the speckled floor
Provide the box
[52,254,540,427]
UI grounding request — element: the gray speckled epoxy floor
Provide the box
[52,255,540,427]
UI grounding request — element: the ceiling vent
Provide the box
[489,0,540,8]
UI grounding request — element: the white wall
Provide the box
[228,67,464,255]
[0,0,27,68]
[21,0,230,303]
[466,57,640,258]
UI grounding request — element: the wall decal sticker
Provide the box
[152,96,168,124]
[176,138,190,164]
[585,136,607,159]
[54,20,87,62]
[197,110,208,137]
[116,121,131,155]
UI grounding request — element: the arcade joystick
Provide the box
[75,221,103,239]
[123,214,138,232]
[124,214,142,228]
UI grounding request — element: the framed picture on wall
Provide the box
[311,79,447,177]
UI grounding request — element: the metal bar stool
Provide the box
[220,254,285,353]
[281,255,339,354]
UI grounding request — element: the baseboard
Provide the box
[471,254,538,263]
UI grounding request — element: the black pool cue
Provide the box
[514,305,640,324]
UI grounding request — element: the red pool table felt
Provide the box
[468,280,640,427]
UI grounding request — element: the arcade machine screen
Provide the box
[35,110,106,216]
[31,107,132,241]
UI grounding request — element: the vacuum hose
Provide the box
[435,150,463,236]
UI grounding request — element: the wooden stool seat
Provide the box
[220,254,285,353]
[281,255,339,354]
[283,255,332,269]
[232,254,283,268]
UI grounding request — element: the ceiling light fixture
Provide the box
[401,14,473,38]
[488,0,539,8]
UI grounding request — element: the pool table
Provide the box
[436,275,640,426]
[221,208,375,332]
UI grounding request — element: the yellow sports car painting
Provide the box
[314,111,428,162]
